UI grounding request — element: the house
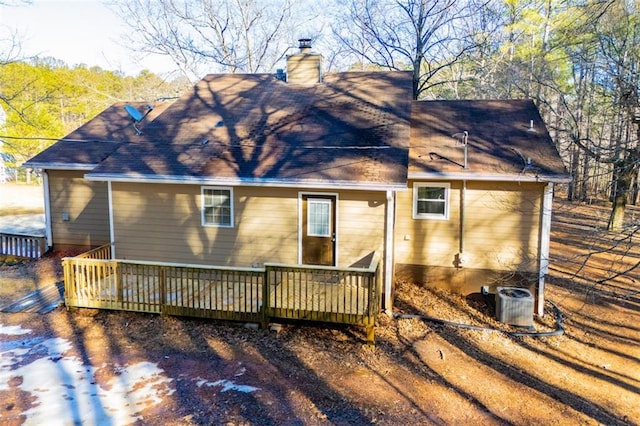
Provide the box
[25,42,570,327]
[400,100,569,314]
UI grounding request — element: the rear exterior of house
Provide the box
[46,169,110,250]
[25,45,570,325]
[394,180,546,295]
[109,182,386,270]
[401,100,569,313]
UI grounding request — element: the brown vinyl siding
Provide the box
[47,170,110,248]
[395,180,543,272]
[112,183,386,268]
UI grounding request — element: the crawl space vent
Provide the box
[495,287,534,327]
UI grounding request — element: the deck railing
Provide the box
[62,252,380,342]
[264,260,379,327]
[0,232,47,259]
[76,244,112,260]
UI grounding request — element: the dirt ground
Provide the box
[1,191,639,425]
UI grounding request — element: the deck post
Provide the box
[159,266,167,314]
[62,258,70,306]
[261,267,270,329]
[366,325,375,347]
[115,261,123,305]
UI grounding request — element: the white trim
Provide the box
[384,190,395,313]
[84,173,406,192]
[108,181,115,259]
[298,192,339,266]
[42,171,53,248]
[408,172,572,184]
[306,198,332,237]
[412,182,450,220]
[459,179,467,258]
[26,163,97,171]
[537,182,553,316]
[201,186,235,228]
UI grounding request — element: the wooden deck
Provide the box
[1,232,46,259]
[63,245,380,342]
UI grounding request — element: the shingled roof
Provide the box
[26,75,569,188]
[85,71,413,190]
[24,101,171,170]
[410,100,570,182]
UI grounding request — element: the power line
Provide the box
[0,134,394,150]
[0,135,120,143]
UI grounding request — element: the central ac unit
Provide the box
[495,287,534,327]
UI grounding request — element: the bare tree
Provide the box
[332,0,483,99]
[563,0,640,231]
[109,0,297,81]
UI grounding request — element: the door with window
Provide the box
[301,194,336,266]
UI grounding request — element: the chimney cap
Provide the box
[298,38,312,49]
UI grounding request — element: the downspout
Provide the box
[537,182,553,316]
[42,170,52,249]
[108,180,115,259]
[459,180,466,263]
[384,190,395,314]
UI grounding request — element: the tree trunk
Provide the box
[608,156,636,231]
[567,144,580,201]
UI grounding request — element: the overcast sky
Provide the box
[1,0,178,76]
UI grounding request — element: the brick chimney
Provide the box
[286,38,322,84]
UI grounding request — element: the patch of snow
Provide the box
[0,335,174,425]
[0,324,33,335]
[0,214,46,236]
[194,376,259,394]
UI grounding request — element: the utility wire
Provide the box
[0,134,394,150]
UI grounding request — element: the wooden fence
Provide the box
[0,232,47,259]
[62,247,380,342]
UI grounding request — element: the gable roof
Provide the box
[24,101,171,170]
[85,71,413,190]
[25,75,570,189]
[410,100,570,182]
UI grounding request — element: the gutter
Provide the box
[23,162,98,171]
[85,173,409,192]
[408,172,572,184]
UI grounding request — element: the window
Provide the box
[307,198,331,237]
[202,187,233,227]
[413,182,450,220]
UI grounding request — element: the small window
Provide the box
[307,198,332,237]
[413,182,450,220]
[202,187,233,227]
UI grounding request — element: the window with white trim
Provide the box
[307,198,332,237]
[202,187,234,227]
[413,182,450,220]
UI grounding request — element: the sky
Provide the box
[0,0,178,76]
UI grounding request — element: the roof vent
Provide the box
[527,119,536,132]
[452,131,469,169]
